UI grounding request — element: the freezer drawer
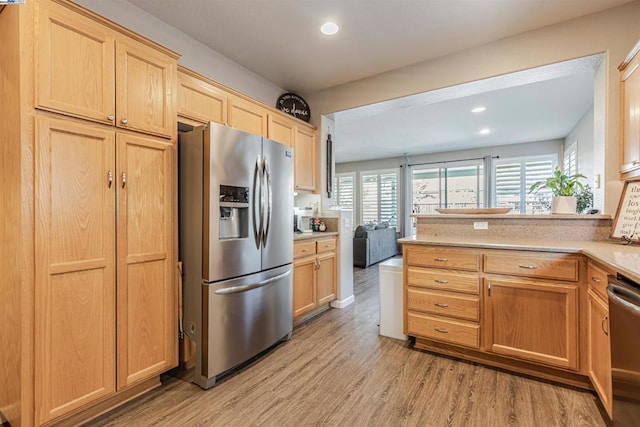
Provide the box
[196,264,293,389]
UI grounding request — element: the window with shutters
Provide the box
[334,172,355,210]
[360,169,398,227]
[411,161,485,214]
[564,142,577,176]
[493,155,557,214]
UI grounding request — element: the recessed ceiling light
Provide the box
[479,128,491,135]
[321,22,339,35]
[471,106,486,113]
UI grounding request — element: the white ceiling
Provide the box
[124,0,621,163]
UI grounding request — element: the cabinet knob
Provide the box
[107,115,114,121]
[121,118,128,125]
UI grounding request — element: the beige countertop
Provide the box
[294,231,338,241]
[398,235,640,284]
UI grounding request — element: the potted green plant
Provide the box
[528,166,586,214]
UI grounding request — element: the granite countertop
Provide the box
[294,231,339,241]
[398,235,640,284]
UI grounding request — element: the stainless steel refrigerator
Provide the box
[179,122,294,389]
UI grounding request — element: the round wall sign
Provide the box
[276,93,310,122]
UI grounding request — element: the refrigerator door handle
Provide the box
[252,155,262,249]
[262,155,272,247]
[213,269,291,295]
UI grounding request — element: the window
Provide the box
[493,155,557,214]
[334,173,355,209]
[411,161,485,214]
[360,169,398,227]
[564,142,577,176]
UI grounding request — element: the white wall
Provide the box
[564,107,598,205]
[308,2,640,214]
[75,0,285,106]
[337,139,563,229]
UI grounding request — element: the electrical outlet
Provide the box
[474,221,488,230]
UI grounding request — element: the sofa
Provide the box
[353,223,398,268]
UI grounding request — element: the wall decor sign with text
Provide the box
[276,93,310,122]
[611,179,640,242]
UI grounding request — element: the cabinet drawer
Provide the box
[587,262,610,302]
[316,238,337,254]
[294,240,316,259]
[484,253,579,281]
[405,246,480,271]
[407,267,479,294]
[407,289,479,321]
[407,312,479,349]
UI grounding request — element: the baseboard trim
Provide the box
[331,295,355,308]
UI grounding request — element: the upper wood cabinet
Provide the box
[35,0,116,125]
[35,117,116,424]
[228,94,268,136]
[35,0,178,139]
[177,68,228,125]
[294,125,316,192]
[268,113,295,147]
[620,41,640,179]
[115,37,176,138]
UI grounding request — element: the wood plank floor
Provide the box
[91,260,607,426]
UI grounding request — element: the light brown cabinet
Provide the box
[294,125,317,192]
[35,117,117,424]
[484,277,579,370]
[34,117,177,424]
[268,113,295,147]
[619,41,640,179]
[404,246,481,349]
[35,0,176,139]
[293,237,337,321]
[586,262,613,419]
[228,94,268,136]
[2,1,179,425]
[177,68,228,126]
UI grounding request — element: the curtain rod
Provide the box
[402,155,500,168]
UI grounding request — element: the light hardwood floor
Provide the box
[91,260,607,427]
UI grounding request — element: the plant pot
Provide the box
[551,196,577,214]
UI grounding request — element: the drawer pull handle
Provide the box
[434,258,448,262]
[324,244,330,248]
[434,327,449,334]
[434,279,448,284]
[435,303,449,308]
[591,277,601,283]
[518,264,538,270]
[301,249,308,252]
[602,316,609,336]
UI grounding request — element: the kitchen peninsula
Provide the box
[399,213,640,419]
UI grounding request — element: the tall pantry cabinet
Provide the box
[0,1,179,425]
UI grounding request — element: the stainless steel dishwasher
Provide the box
[607,274,640,426]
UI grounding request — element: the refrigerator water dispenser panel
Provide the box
[219,185,249,239]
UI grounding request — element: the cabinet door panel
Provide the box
[268,113,295,147]
[35,0,115,123]
[35,117,115,424]
[294,126,316,192]
[117,133,175,389]
[228,95,268,136]
[293,257,316,318]
[485,278,578,370]
[177,70,227,125]
[621,59,640,174]
[588,291,613,418]
[116,39,175,138]
[317,252,337,305]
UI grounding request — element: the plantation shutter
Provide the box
[361,174,379,224]
[380,172,397,226]
[494,156,555,214]
[495,162,522,210]
[359,170,399,227]
[335,174,354,209]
